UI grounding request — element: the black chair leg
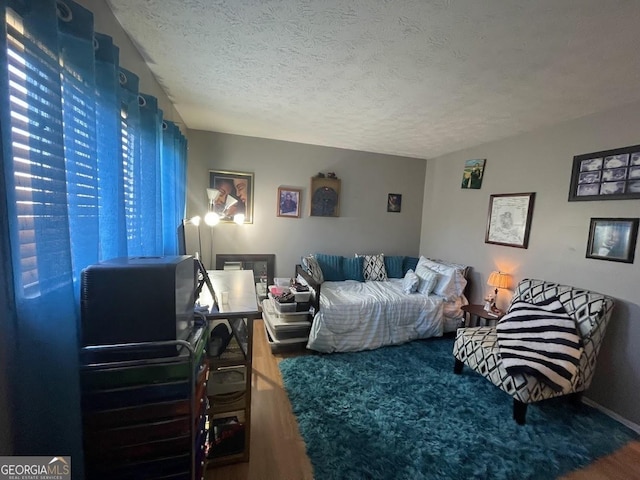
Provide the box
[513,400,527,425]
[454,359,463,374]
[568,392,583,405]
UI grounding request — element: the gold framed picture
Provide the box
[277,187,301,218]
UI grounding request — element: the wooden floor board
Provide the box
[206,319,639,480]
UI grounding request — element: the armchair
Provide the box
[453,278,614,424]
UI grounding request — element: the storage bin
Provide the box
[274,299,297,313]
[290,287,311,302]
[274,277,291,287]
[268,285,289,297]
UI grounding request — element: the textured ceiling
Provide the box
[106,0,640,159]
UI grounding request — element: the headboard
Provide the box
[295,264,321,313]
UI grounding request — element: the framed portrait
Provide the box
[485,192,536,249]
[461,159,486,189]
[208,170,254,223]
[277,187,301,218]
[568,144,640,201]
[310,176,340,217]
[387,193,402,212]
[585,218,639,263]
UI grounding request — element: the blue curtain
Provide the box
[0,0,188,474]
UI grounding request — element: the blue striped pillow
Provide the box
[402,256,419,275]
[343,256,364,282]
[384,255,405,279]
[315,253,344,281]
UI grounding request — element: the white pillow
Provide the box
[402,269,419,294]
[414,264,439,295]
[357,253,388,281]
[417,257,467,300]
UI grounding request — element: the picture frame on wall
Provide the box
[485,192,536,249]
[277,187,301,218]
[568,144,640,201]
[208,170,254,223]
[310,176,340,217]
[461,159,486,189]
[387,193,402,212]
[585,218,639,263]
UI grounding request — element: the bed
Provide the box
[295,255,471,353]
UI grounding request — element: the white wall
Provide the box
[421,102,640,425]
[186,131,427,276]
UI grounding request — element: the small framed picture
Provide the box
[387,193,402,212]
[586,218,639,263]
[461,159,486,189]
[277,187,301,218]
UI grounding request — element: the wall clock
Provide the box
[310,177,341,217]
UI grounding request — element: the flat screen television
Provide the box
[80,255,197,357]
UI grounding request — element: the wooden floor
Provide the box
[207,319,640,480]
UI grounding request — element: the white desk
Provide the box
[199,269,260,466]
[199,269,259,317]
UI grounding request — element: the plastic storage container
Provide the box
[290,286,311,302]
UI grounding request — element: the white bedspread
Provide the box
[306,279,444,353]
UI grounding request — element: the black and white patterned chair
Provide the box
[453,278,614,424]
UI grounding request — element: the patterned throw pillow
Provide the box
[402,269,419,294]
[496,297,583,393]
[302,255,324,284]
[383,255,405,279]
[357,253,387,281]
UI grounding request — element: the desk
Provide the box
[461,304,504,327]
[199,270,260,466]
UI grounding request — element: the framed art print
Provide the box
[485,192,536,248]
[387,193,402,212]
[310,176,340,217]
[208,170,254,223]
[277,187,301,218]
[586,218,638,263]
[568,144,640,201]
[461,159,486,189]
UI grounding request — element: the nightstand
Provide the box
[460,304,504,327]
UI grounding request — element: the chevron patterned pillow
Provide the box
[357,253,387,281]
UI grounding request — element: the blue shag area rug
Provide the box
[279,337,638,480]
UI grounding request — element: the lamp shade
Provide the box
[487,271,510,289]
[206,188,220,203]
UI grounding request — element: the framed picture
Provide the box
[568,144,640,201]
[277,187,301,218]
[461,159,486,189]
[585,218,639,263]
[310,176,340,217]
[387,193,402,212]
[208,170,254,223]
[485,192,536,249]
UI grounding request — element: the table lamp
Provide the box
[487,271,510,311]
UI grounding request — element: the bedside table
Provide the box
[461,304,504,327]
